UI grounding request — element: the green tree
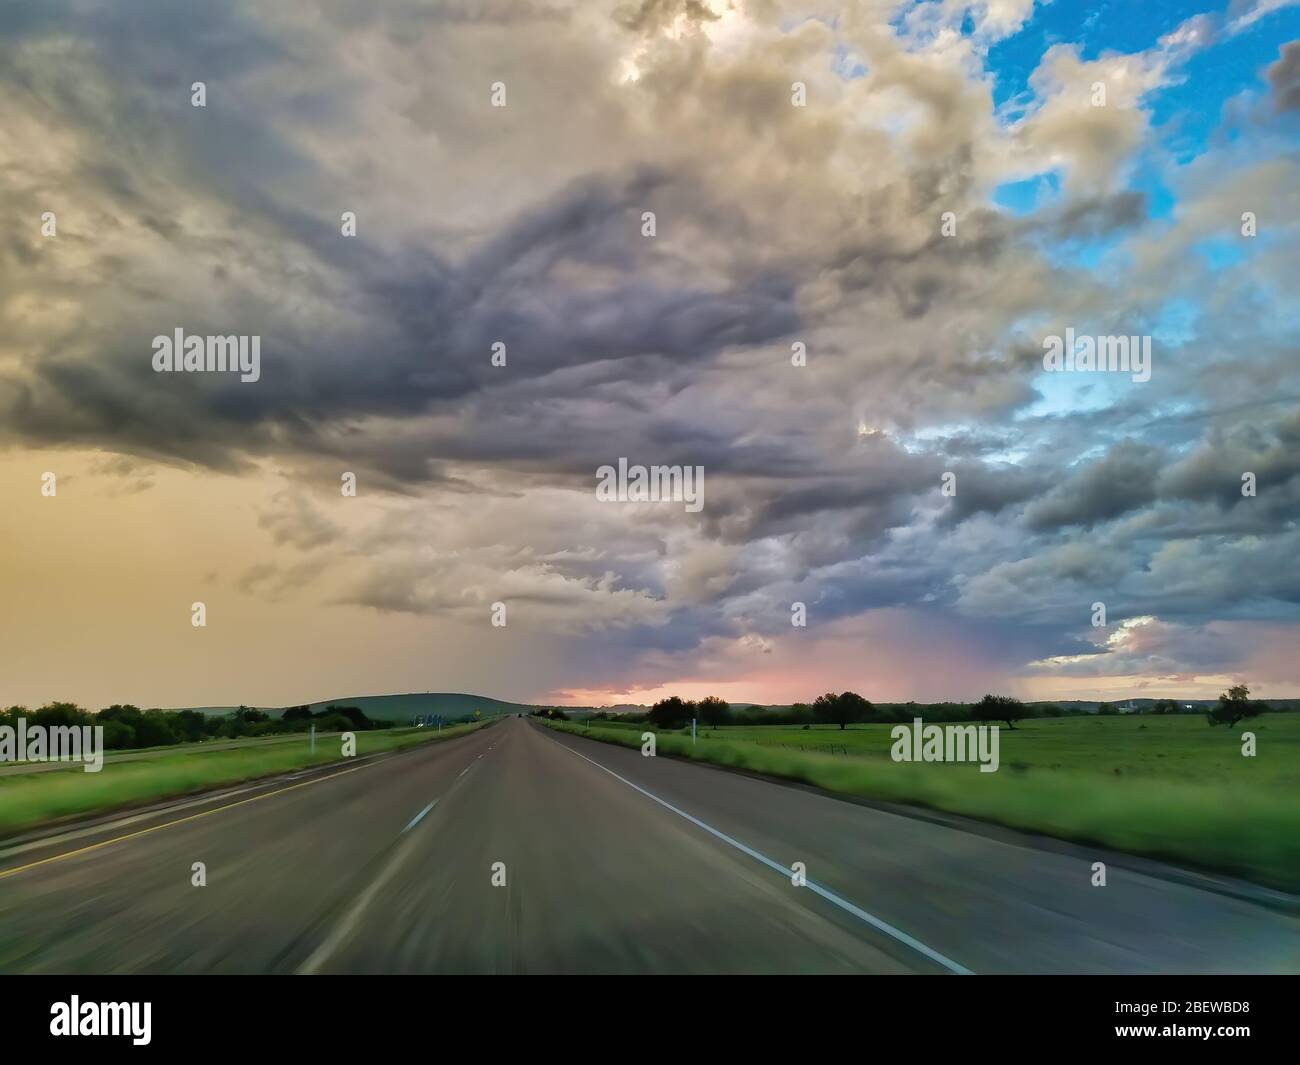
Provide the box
[313,712,353,733]
[812,691,872,730]
[100,720,136,750]
[31,702,90,729]
[135,710,179,748]
[172,709,207,742]
[971,694,1028,729]
[321,705,374,731]
[97,705,144,729]
[647,696,693,730]
[1207,684,1262,728]
[697,696,731,730]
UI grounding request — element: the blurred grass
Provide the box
[710,715,1300,788]
[546,719,1300,892]
[0,724,483,838]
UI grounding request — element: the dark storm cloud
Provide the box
[1,0,800,482]
[939,462,1055,525]
[1024,441,1162,531]
[1267,41,1300,111]
[1159,410,1300,508]
[734,454,930,542]
[1,163,800,476]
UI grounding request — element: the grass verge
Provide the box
[544,720,1300,892]
[0,723,485,839]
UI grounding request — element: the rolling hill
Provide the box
[185,693,542,723]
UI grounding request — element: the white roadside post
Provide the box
[310,722,315,753]
[692,718,697,745]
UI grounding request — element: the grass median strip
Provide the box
[543,719,1300,893]
[0,724,483,839]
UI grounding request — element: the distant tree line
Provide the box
[596,685,1276,731]
[604,693,1029,731]
[0,702,393,752]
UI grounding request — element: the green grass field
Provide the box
[547,715,1300,891]
[692,715,1300,788]
[0,722,486,838]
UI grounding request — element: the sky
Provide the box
[1,0,1298,710]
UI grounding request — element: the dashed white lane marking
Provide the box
[299,747,487,974]
[402,799,438,834]
[297,836,420,974]
[555,738,973,975]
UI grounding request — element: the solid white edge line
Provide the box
[556,738,974,975]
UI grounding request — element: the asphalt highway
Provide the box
[0,716,1295,973]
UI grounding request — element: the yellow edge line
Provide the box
[0,761,372,882]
